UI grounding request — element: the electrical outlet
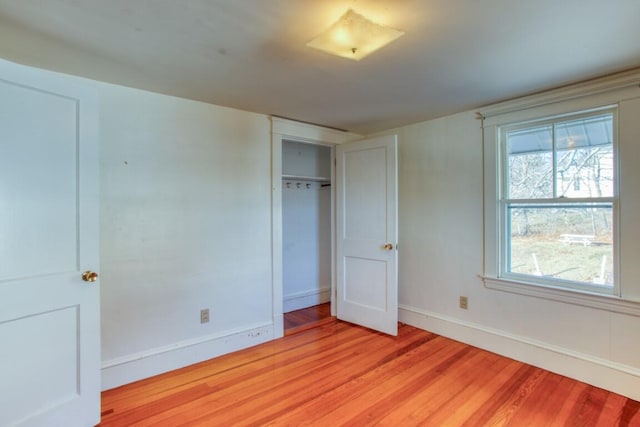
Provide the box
[459,296,468,310]
[200,308,210,324]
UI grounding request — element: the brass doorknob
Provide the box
[82,271,99,282]
[383,243,394,251]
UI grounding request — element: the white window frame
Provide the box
[497,107,619,295]
[479,70,640,316]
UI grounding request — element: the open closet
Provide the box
[282,140,332,313]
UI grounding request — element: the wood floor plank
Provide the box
[566,386,612,426]
[101,320,350,415]
[316,346,486,425]
[510,374,577,427]
[176,326,430,426]
[594,392,628,427]
[102,322,368,425]
[380,351,519,426]
[118,325,421,426]
[99,320,640,426]
[265,334,463,426]
[284,302,332,335]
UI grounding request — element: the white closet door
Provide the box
[336,135,398,335]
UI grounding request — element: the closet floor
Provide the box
[283,303,333,336]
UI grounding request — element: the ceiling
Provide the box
[1,0,639,134]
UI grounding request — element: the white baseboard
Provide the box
[101,322,274,390]
[283,287,330,313]
[273,312,284,339]
[399,305,640,401]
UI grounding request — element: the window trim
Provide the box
[478,71,640,312]
[497,107,619,295]
[481,275,640,317]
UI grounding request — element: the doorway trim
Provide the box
[270,117,360,338]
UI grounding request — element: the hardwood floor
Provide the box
[283,303,333,335]
[100,320,640,426]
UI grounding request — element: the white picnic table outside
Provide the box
[559,234,595,246]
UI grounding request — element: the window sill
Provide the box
[481,275,640,317]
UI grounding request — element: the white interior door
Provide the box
[336,135,398,335]
[0,59,100,427]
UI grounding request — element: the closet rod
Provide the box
[282,174,330,182]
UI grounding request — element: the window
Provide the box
[499,109,617,294]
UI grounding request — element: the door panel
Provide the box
[0,308,79,425]
[336,135,398,335]
[343,147,388,241]
[344,257,387,309]
[0,80,79,279]
[0,59,99,427]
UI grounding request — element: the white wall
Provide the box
[282,181,331,312]
[282,141,331,179]
[282,142,332,312]
[98,83,274,389]
[385,106,640,400]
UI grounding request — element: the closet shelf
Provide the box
[282,174,330,182]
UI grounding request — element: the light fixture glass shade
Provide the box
[306,9,404,61]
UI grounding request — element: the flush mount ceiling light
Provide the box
[306,9,404,61]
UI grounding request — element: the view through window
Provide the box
[501,110,616,292]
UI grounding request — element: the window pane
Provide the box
[506,125,553,199]
[507,204,613,287]
[555,114,614,198]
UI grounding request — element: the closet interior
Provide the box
[282,140,332,313]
